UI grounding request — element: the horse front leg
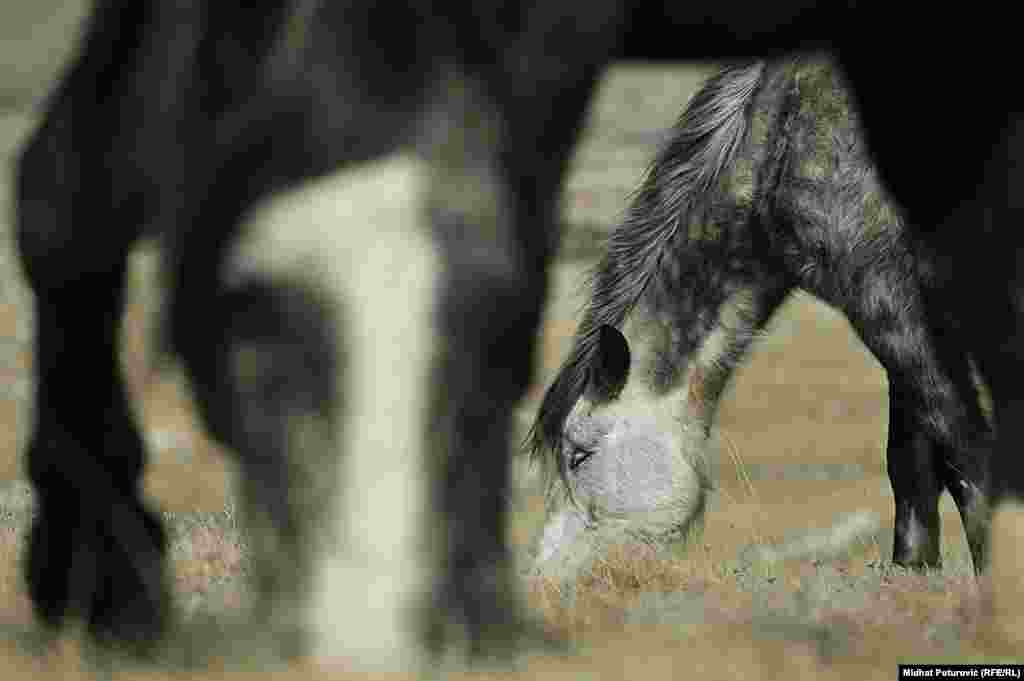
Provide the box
[843,268,991,572]
[884,407,944,569]
[16,122,168,653]
[945,116,1024,645]
[417,63,604,663]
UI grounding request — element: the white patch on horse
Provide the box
[228,154,437,670]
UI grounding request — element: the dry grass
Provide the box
[1,530,1020,680]
[1,272,1018,677]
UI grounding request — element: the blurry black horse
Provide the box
[14,0,1022,669]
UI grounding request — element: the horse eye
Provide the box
[568,445,595,472]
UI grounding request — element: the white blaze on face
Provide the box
[228,154,438,670]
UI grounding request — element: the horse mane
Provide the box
[525,60,765,477]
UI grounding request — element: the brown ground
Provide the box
[0,8,1021,676]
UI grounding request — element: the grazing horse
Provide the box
[13,0,1021,670]
[528,56,993,576]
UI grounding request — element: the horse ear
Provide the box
[590,324,630,399]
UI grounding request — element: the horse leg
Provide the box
[946,118,1024,505]
[182,274,341,662]
[865,338,990,572]
[842,273,989,571]
[414,62,606,661]
[882,273,993,573]
[16,113,168,651]
[936,116,1024,642]
[923,347,992,573]
[935,439,990,573]
[868,341,993,572]
[883,396,943,569]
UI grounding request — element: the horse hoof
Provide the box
[418,569,572,671]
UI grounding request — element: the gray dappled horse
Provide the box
[14,0,1023,671]
[529,57,993,576]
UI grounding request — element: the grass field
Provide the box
[1,7,1022,676]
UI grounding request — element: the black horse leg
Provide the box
[924,115,1024,643]
[843,269,992,571]
[842,289,946,569]
[16,125,167,650]
[936,436,990,572]
[948,118,1024,506]
[874,348,992,572]
[911,117,1024,583]
[923,345,992,572]
[884,398,943,569]
[419,62,604,660]
[184,275,340,661]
